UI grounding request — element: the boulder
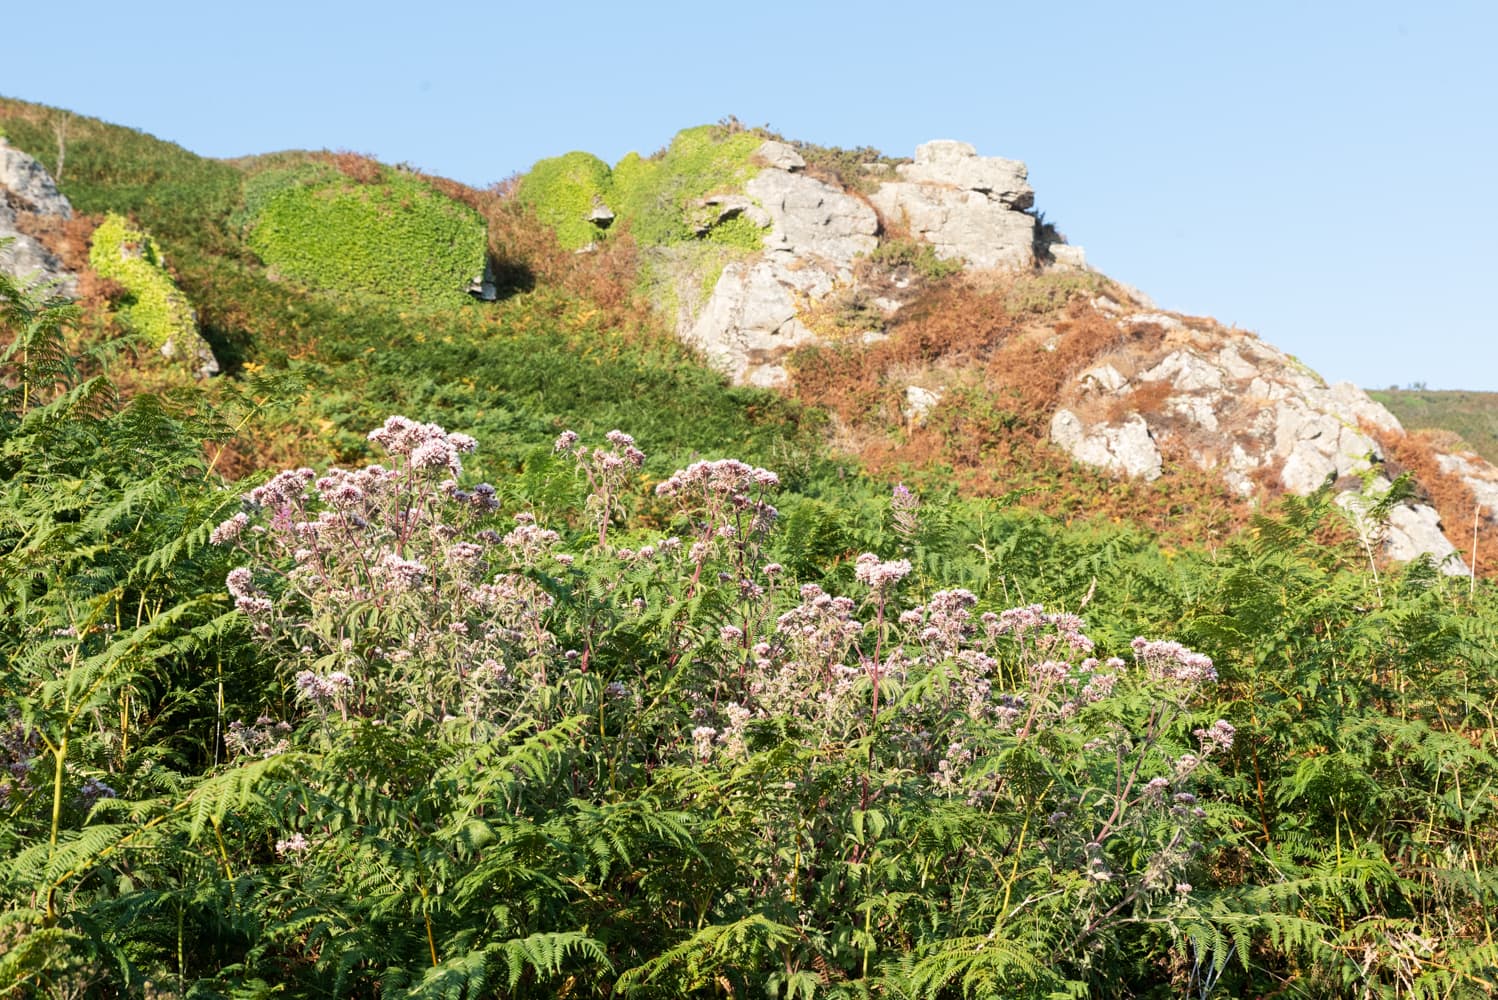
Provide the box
[754,140,806,172]
[1050,409,1163,481]
[0,140,77,296]
[1384,503,1466,572]
[1047,244,1088,269]
[685,257,819,388]
[1079,364,1128,393]
[1140,350,1223,392]
[1338,488,1467,575]
[869,140,1038,271]
[744,168,877,272]
[0,233,76,298]
[903,385,942,425]
[0,143,73,218]
[871,183,1036,270]
[896,140,1033,208]
[1436,451,1498,517]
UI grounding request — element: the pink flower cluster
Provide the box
[368,415,477,478]
[655,459,781,542]
[247,467,315,510]
[985,604,1096,655]
[1130,638,1217,687]
[1194,718,1236,754]
[854,553,911,593]
[294,669,356,704]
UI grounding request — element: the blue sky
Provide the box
[5,0,1494,390]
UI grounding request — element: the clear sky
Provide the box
[4,0,1494,390]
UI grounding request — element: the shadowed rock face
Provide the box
[0,140,77,296]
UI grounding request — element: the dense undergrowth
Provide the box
[2,98,1498,998]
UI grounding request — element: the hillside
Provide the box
[3,98,1498,999]
[1369,388,1498,465]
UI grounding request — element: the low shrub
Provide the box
[245,168,487,305]
[868,236,964,283]
[608,125,766,248]
[513,151,614,251]
[86,212,198,350]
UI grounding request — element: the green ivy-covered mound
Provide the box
[516,126,769,252]
[245,167,487,305]
[513,151,613,251]
[88,212,199,351]
[610,125,767,248]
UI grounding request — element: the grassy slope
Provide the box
[0,96,1244,633]
[1368,388,1498,464]
[0,98,826,484]
[3,97,1464,573]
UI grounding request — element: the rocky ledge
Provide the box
[680,139,1058,388]
[0,138,78,296]
[1048,296,1487,574]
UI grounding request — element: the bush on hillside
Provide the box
[516,126,770,253]
[608,125,767,247]
[513,151,613,251]
[246,168,487,305]
[230,161,340,238]
[87,212,198,351]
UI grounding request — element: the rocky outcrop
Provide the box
[681,137,1050,386]
[1050,410,1163,481]
[869,141,1038,270]
[1049,297,1473,572]
[685,256,826,387]
[745,167,877,273]
[683,140,880,387]
[0,140,77,296]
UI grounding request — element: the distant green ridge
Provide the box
[1369,388,1498,464]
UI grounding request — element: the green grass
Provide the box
[1368,388,1498,463]
[0,96,244,246]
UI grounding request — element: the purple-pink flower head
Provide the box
[1132,638,1217,687]
[246,468,315,510]
[1194,718,1236,754]
[226,567,256,600]
[854,553,911,593]
[210,512,249,546]
[367,415,472,477]
[554,429,579,452]
[378,552,428,589]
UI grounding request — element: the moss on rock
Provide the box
[88,212,198,350]
[513,151,613,251]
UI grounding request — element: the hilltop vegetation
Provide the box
[2,97,1497,999]
[1370,388,1498,465]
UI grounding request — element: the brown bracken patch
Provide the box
[786,274,1267,551]
[1371,425,1498,578]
